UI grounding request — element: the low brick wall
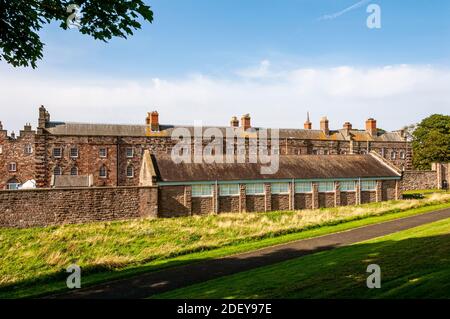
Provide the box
[0,186,158,228]
[401,171,438,191]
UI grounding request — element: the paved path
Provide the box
[51,208,450,299]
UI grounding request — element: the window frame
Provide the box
[245,183,265,195]
[53,147,62,158]
[126,147,134,158]
[318,181,335,193]
[8,162,17,172]
[219,184,240,197]
[361,180,377,191]
[340,181,356,192]
[295,182,312,193]
[126,165,134,178]
[70,166,78,176]
[271,182,289,195]
[192,184,213,197]
[70,147,79,158]
[53,166,62,176]
[99,148,108,158]
[390,151,397,160]
[99,166,108,179]
[24,144,33,155]
[0,145,3,154]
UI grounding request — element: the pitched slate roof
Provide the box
[45,121,406,142]
[151,154,401,183]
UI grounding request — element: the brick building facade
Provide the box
[1,105,412,190]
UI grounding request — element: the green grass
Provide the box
[1,193,449,299]
[154,217,450,299]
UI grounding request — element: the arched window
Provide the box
[53,166,62,176]
[391,151,397,160]
[400,151,406,159]
[126,165,134,178]
[6,178,20,190]
[70,166,78,176]
[99,165,107,178]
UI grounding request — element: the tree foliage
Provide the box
[0,0,153,68]
[412,114,450,170]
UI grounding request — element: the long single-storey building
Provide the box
[146,152,402,217]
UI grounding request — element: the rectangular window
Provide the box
[318,181,334,193]
[219,184,240,196]
[126,166,134,178]
[99,148,107,158]
[24,144,33,155]
[340,181,356,192]
[0,145,3,154]
[271,182,289,194]
[295,182,312,193]
[53,147,62,158]
[245,183,265,195]
[8,162,17,172]
[192,184,213,197]
[70,147,78,158]
[361,180,377,191]
[126,147,134,158]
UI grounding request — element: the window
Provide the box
[245,183,265,195]
[53,147,62,158]
[99,148,107,158]
[53,166,62,176]
[219,184,240,196]
[8,162,17,172]
[324,150,329,155]
[0,145,3,154]
[6,179,20,190]
[361,180,377,191]
[340,181,356,192]
[271,182,289,194]
[318,181,334,192]
[192,184,213,197]
[70,166,78,176]
[99,166,107,178]
[391,151,397,160]
[126,147,134,158]
[24,144,33,155]
[126,165,134,178]
[295,182,312,193]
[70,147,78,158]
[400,151,406,160]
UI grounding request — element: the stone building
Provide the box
[0,105,412,189]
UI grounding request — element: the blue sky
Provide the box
[1,0,449,132]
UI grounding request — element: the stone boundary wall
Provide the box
[0,186,158,228]
[401,171,438,191]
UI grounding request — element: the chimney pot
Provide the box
[304,112,312,129]
[241,114,251,131]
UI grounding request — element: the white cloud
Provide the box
[319,0,371,21]
[0,63,449,133]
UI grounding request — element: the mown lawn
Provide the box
[1,193,449,298]
[154,216,450,299]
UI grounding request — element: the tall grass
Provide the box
[1,193,449,289]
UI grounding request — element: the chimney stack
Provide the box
[304,112,312,130]
[146,111,160,132]
[320,116,329,135]
[0,121,3,131]
[365,118,377,136]
[343,122,352,131]
[24,123,32,131]
[230,116,239,127]
[241,114,251,131]
[38,105,49,128]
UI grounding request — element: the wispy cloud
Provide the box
[319,0,371,21]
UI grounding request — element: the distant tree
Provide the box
[412,114,450,170]
[0,0,153,68]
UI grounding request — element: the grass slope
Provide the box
[1,193,449,298]
[154,217,450,299]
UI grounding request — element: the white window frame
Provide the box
[295,182,312,193]
[192,184,213,197]
[400,151,406,160]
[70,166,78,176]
[126,165,134,178]
[24,144,33,155]
[53,147,62,158]
[391,151,397,160]
[7,182,20,190]
[245,183,265,195]
[126,147,134,158]
[361,180,377,191]
[0,145,3,154]
[271,182,289,194]
[219,184,240,197]
[99,166,107,178]
[8,162,17,172]
[340,181,356,192]
[318,181,334,193]
[53,166,62,176]
[70,147,79,158]
[99,148,108,158]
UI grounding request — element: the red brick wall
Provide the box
[294,193,312,209]
[192,197,213,215]
[271,194,290,211]
[218,196,240,213]
[318,193,335,208]
[246,195,265,212]
[0,186,157,228]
